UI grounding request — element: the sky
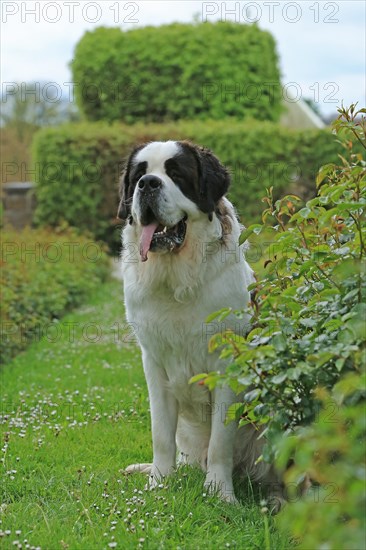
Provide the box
[1,0,365,117]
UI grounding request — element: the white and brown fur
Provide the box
[118,141,284,508]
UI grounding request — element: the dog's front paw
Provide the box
[145,464,172,490]
[146,473,161,490]
[124,463,153,475]
[204,473,238,505]
[267,494,286,515]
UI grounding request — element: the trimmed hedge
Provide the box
[71,22,282,123]
[33,119,344,249]
[1,226,110,364]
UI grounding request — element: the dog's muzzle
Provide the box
[135,174,187,262]
[138,175,162,226]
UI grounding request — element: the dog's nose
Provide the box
[138,175,162,192]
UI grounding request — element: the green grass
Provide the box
[1,280,292,549]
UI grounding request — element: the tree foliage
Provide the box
[1,82,79,141]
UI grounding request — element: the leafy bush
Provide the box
[32,120,344,250]
[71,22,282,124]
[276,375,366,549]
[196,105,365,546]
[1,225,110,364]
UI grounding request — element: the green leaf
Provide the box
[316,163,335,186]
[287,367,302,380]
[205,308,232,323]
[238,375,254,386]
[244,389,260,402]
[272,334,287,352]
[189,373,208,385]
[225,402,245,424]
[299,207,312,219]
[239,224,263,245]
[271,373,287,384]
[334,246,350,256]
[335,358,346,371]
[299,318,317,328]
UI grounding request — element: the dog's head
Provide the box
[117,141,230,262]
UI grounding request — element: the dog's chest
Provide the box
[127,292,218,400]
[126,287,212,346]
[137,300,212,370]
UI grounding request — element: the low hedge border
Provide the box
[32,119,345,250]
[1,225,110,364]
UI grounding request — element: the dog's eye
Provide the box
[169,170,181,181]
[133,170,145,183]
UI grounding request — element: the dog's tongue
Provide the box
[140,222,159,262]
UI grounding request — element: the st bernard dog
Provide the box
[118,140,284,509]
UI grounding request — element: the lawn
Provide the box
[1,276,292,549]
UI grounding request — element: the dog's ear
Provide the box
[197,146,231,218]
[117,144,145,221]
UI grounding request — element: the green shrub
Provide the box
[276,375,366,549]
[0,225,110,364]
[195,104,366,546]
[71,22,282,124]
[32,120,344,250]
